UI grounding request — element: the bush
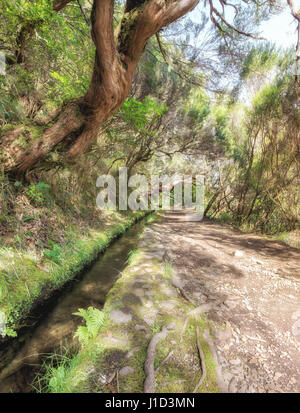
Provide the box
[25,182,50,204]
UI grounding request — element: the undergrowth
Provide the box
[0,166,148,337]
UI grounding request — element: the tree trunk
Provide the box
[0,0,199,174]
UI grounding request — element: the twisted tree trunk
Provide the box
[1,0,199,174]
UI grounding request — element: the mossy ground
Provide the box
[0,161,147,337]
[0,209,146,337]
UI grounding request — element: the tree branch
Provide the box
[77,0,90,25]
[287,0,300,21]
[83,0,118,107]
[91,0,116,69]
[120,0,200,64]
[287,0,300,83]
[155,32,169,64]
[207,0,257,38]
[53,0,74,11]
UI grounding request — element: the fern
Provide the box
[73,307,107,346]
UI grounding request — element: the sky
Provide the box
[261,6,297,49]
[189,1,298,50]
[185,2,299,101]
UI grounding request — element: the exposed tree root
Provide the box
[107,371,116,384]
[155,350,174,374]
[193,323,207,393]
[188,302,216,316]
[116,369,120,393]
[144,323,175,393]
[180,316,190,342]
[175,285,197,307]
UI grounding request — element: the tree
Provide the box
[204,48,300,233]
[0,0,280,174]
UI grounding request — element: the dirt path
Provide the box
[154,211,300,393]
[2,210,298,393]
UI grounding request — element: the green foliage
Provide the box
[23,216,35,222]
[0,94,24,122]
[151,319,162,334]
[49,70,90,104]
[251,81,283,116]
[206,52,299,235]
[73,307,107,346]
[213,105,229,141]
[32,350,73,393]
[217,213,231,223]
[48,363,69,393]
[14,180,22,188]
[145,213,158,225]
[0,0,94,118]
[24,182,50,204]
[0,205,145,338]
[2,0,56,25]
[0,272,9,299]
[181,89,210,125]
[43,240,62,264]
[127,248,141,265]
[241,45,278,81]
[121,97,168,130]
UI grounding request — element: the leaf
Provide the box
[73,307,107,347]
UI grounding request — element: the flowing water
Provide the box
[0,220,145,393]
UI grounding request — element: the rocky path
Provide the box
[150,211,300,393]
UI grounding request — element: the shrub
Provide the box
[25,182,50,204]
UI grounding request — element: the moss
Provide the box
[17,125,45,147]
[0,210,147,337]
[31,125,46,140]
[117,8,142,57]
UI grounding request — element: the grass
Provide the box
[33,307,110,393]
[214,212,300,249]
[126,248,141,265]
[0,210,147,337]
[145,214,159,225]
[163,261,172,280]
[272,230,300,249]
[33,342,105,393]
[33,350,74,393]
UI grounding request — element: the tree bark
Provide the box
[0,0,199,174]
